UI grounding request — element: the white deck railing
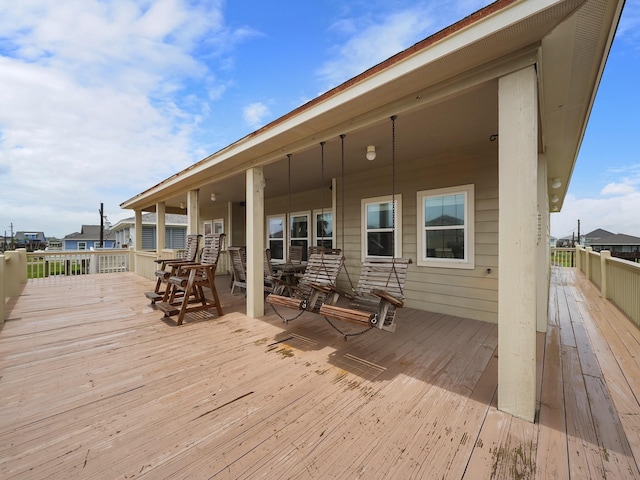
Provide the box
[25,249,132,283]
[576,246,640,328]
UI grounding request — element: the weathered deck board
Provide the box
[1,269,639,479]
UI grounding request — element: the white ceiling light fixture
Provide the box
[210,193,217,202]
[179,202,185,209]
[551,178,561,189]
[550,194,559,203]
[366,145,376,161]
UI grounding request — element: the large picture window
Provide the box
[361,195,402,260]
[417,184,474,269]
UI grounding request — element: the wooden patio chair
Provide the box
[264,249,287,296]
[156,233,225,325]
[288,245,304,264]
[228,246,247,294]
[318,257,411,333]
[266,250,344,317]
[145,234,202,304]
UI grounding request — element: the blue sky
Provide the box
[0,0,638,240]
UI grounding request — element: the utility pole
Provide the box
[10,222,14,250]
[99,203,104,248]
[577,219,581,246]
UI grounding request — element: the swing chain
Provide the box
[271,304,306,324]
[323,315,374,340]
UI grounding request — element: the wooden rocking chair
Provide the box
[145,234,202,304]
[266,250,344,319]
[228,246,247,294]
[156,233,225,325]
[318,257,411,333]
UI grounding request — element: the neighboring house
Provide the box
[120,0,623,422]
[111,213,187,250]
[587,231,640,262]
[582,228,614,247]
[63,225,116,250]
[15,231,47,251]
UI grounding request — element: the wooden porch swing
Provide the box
[317,116,411,335]
[266,144,345,322]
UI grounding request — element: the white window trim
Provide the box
[77,241,87,251]
[417,184,475,269]
[313,208,335,248]
[266,213,286,262]
[361,195,402,262]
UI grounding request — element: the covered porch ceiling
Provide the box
[120,0,623,214]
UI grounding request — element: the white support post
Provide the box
[246,167,265,318]
[600,250,610,298]
[187,190,199,235]
[536,155,549,333]
[0,255,5,322]
[498,65,538,422]
[586,246,593,280]
[156,201,166,258]
[135,210,143,273]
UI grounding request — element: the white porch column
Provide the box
[135,210,143,251]
[536,155,549,333]
[156,201,166,257]
[246,167,265,318]
[498,65,538,422]
[187,190,199,235]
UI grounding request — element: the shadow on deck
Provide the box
[0,269,638,478]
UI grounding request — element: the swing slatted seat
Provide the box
[318,257,411,333]
[156,233,225,325]
[145,234,202,304]
[266,251,344,314]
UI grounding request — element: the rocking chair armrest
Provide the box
[371,289,404,308]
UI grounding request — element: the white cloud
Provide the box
[317,8,436,89]
[0,0,253,237]
[551,192,640,238]
[601,182,637,196]
[242,102,270,129]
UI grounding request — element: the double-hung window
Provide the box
[267,215,285,262]
[289,212,310,261]
[361,195,402,260]
[313,210,334,249]
[417,184,474,269]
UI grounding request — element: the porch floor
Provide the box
[0,268,639,479]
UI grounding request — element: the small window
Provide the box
[290,211,310,261]
[361,195,402,260]
[213,219,224,234]
[78,242,87,251]
[267,215,285,262]
[313,210,334,249]
[417,184,474,269]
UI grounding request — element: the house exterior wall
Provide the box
[337,145,498,324]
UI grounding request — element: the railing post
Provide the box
[575,246,581,272]
[585,247,592,280]
[600,250,611,299]
[0,255,5,322]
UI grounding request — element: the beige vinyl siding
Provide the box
[335,144,498,323]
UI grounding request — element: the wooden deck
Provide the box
[0,268,639,479]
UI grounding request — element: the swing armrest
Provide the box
[371,289,404,308]
[322,285,355,301]
[308,282,332,293]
